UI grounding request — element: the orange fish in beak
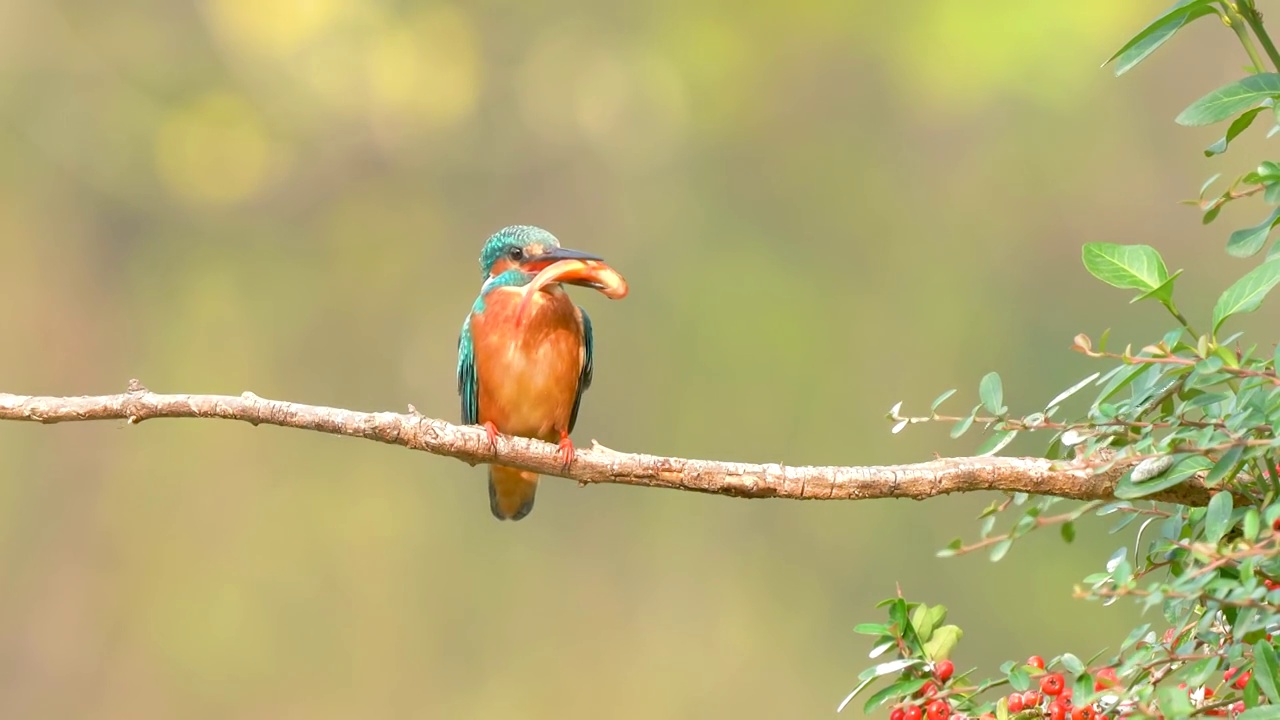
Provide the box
[517,258,628,326]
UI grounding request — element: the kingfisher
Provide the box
[456,225,628,521]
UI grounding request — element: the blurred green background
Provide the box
[2,0,1277,717]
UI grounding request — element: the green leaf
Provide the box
[1245,507,1262,541]
[1177,74,1280,127]
[1255,640,1280,704]
[1228,208,1280,258]
[1061,521,1075,544]
[951,404,980,439]
[936,538,962,558]
[1114,455,1212,500]
[1134,269,1183,305]
[1183,391,1231,410]
[1158,683,1195,717]
[1206,106,1267,156]
[924,605,947,634]
[1185,656,1221,687]
[887,598,922,655]
[1213,258,1280,335]
[922,624,962,661]
[911,604,935,642]
[976,429,1017,457]
[979,372,1004,415]
[1045,372,1102,412]
[839,659,922,713]
[1095,362,1156,406]
[990,538,1013,562]
[930,389,957,412]
[1200,173,1223,197]
[1105,0,1218,77]
[1081,243,1170,301]
[1072,672,1093,705]
[1006,665,1031,692]
[836,677,875,713]
[1239,708,1280,720]
[1205,444,1245,486]
[854,623,890,636]
[856,656,919,682]
[1247,677,1263,710]
[861,678,927,715]
[1204,490,1234,543]
[1121,623,1152,651]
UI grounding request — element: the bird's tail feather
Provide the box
[488,465,539,521]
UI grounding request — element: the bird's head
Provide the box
[477,225,629,325]
[478,225,613,292]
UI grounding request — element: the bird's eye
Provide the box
[508,247,524,261]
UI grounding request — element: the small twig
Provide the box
[1200,183,1268,214]
[1225,1,1270,72]
[1239,0,1280,72]
[1077,584,1271,610]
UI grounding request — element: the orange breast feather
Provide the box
[471,287,585,442]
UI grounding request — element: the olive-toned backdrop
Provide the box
[0,1,1272,717]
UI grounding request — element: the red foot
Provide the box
[556,430,576,469]
[483,421,500,449]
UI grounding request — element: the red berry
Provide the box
[1272,516,1280,532]
[1022,690,1042,707]
[1042,673,1066,696]
[1073,706,1097,720]
[890,709,906,720]
[1095,667,1119,691]
[934,659,954,683]
[919,681,937,698]
[904,705,923,720]
[926,699,950,720]
[1028,655,1046,670]
[1236,670,1252,689]
[1049,704,1068,720]
[1232,700,1246,715]
[1203,685,1215,699]
[1225,668,1239,683]
[1007,694,1024,713]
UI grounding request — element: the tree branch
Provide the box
[0,380,1219,506]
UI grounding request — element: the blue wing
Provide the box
[457,315,479,425]
[568,306,593,433]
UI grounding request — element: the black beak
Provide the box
[525,247,608,289]
[535,247,604,264]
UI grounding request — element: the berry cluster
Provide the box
[848,598,1279,718]
[989,656,1111,720]
[886,660,956,720]
[878,654,1268,718]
